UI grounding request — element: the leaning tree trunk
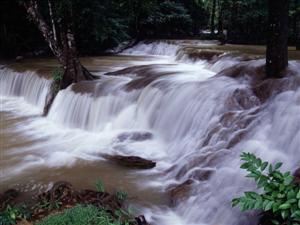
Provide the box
[266,0,289,78]
[22,0,94,115]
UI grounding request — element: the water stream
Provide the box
[1,40,300,225]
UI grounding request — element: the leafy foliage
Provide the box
[72,0,130,54]
[95,179,105,193]
[115,190,128,202]
[51,67,63,83]
[37,199,62,211]
[232,152,300,225]
[51,67,63,92]
[141,1,193,37]
[36,205,134,225]
[0,204,30,225]
[1,0,300,58]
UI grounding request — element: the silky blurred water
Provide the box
[1,40,300,225]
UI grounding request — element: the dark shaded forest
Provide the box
[1,0,300,59]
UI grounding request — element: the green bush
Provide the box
[36,205,134,225]
[0,204,30,225]
[232,152,300,225]
[51,67,63,83]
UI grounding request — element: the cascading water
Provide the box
[0,68,52,112]
[1,40,300,225]
[122,40,180,56]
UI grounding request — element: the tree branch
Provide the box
[21,0,63,62]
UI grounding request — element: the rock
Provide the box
[16,56,24,60]
[168,179,193,206]
[188,169,215,181]
[33,181,122,220]
[78,189,121,210]
[18,219,33,225]
[253,73,300,103]
[226,130,247,149]
[116,131,153,142]
[260,212,279,225]
[135,215,150,225]
[36,181,77,211]
[293,168,300,184]
[104,155,156,169]
[3,189,19,200]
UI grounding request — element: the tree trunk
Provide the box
[210,0,217,35]
[266,0,289,78]
[21,0,94,115]
[217,0,223,35]
[297,21,300,50]
[228,0,238,42]
[0,4,9,58]
[48,0,57,42]
[296,1,300,50]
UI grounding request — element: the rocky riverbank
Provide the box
[0,181,149,225]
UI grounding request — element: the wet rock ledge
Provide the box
[104,154,156,169]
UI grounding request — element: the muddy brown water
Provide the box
[1,54,172,208]
[0,108,168,210]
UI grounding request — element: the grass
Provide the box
[35,205,135,225]
[95,179,105,193]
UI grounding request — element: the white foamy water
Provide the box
[0,68,52,112]
[122,41,180,57]
[1,41,300,225]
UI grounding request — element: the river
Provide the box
[1,40,300,225]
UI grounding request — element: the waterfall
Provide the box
[0,68,52,112]
[1,42,300,225]
[160,79,300,225]
[122,40,180,56]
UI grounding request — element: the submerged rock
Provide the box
[136,215,150,225]
[104,155,156,169]
[168,179,193,206]
[116,131,153,142]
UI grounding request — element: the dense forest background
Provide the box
[1,0,300,59]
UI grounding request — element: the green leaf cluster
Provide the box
[232,152,300,225]
[0,204,30,225]
[115,190,128,202]
[37,199,62,211]
[51,67,63,83]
